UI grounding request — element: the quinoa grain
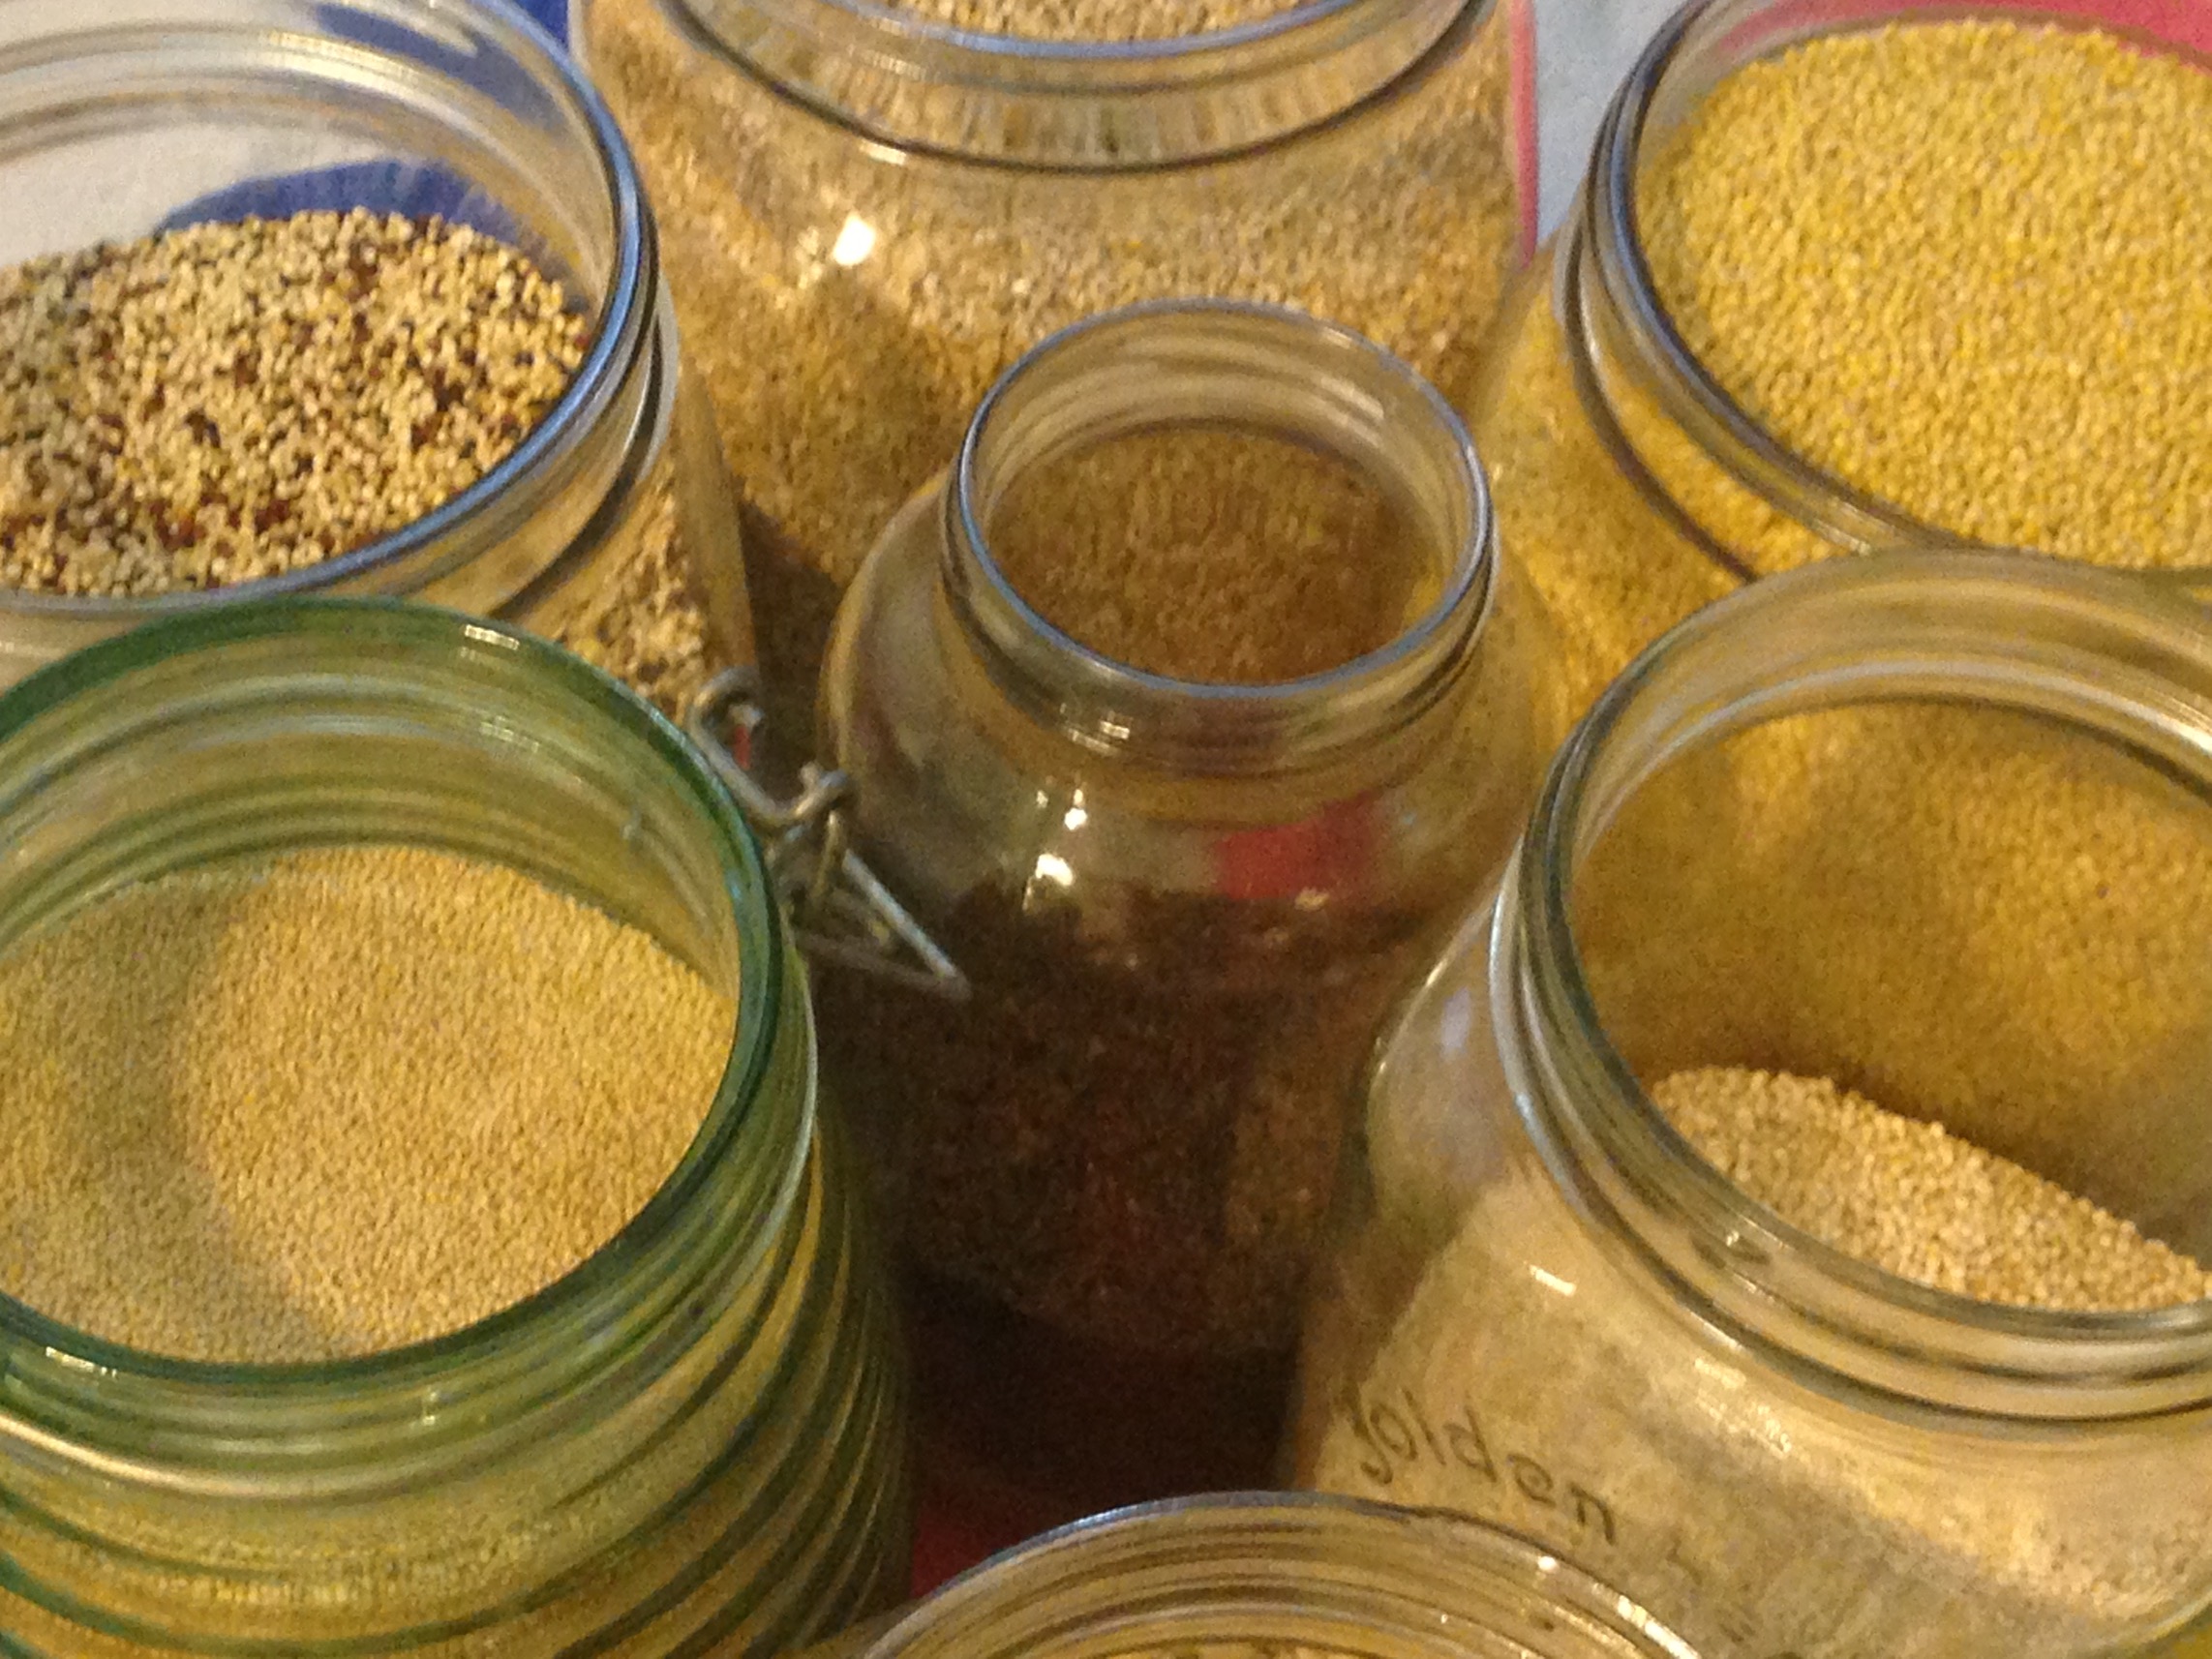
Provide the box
[0,845,733,1364]
[0,210,588,595]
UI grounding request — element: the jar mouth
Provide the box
[672,0,1487,165]
[0,0,658,619]
[1579,0,2212,582]
[864,1492,1701,1659]
[0,602,791,1409]
[1505,551,2212,1421]
[943,299,1498,774]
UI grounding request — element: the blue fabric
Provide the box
[517,0,570,43]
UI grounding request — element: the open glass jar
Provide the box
[0,602,908,1654]
[0,0,748,713]
[1471,0,2212,719]
[852,1493,1704,1659]
[731,301,1552,1529]
[1288,552,2212,1657]
[575,0,1533,714]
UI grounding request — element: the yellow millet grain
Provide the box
[892,0,1300,40]
[0,209,588,595]
[1654,1067,2212,1312]
[988,427,1432,682]
[0,846,733,1364]
[1640,18,2212,572]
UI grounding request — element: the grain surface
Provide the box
[0,846,732,1364]
[891,0,1302,39]
[0,210,586,595]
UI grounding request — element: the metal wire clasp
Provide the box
[684,666,969,1001]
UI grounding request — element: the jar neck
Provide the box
[674,0,1484,165]
[865,1493,1700,1658]
[1563,0,2210,586]
[0,602,810,1499]
[1496,551,2212,1421]
[941,299,1497,778]
[0,0,667,652]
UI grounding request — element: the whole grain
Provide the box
[1652,1067,2211,1312]
[581,0,1519,696]
[988,427,1428,681]
[560,468,718,716]
[0,209,587,595]
[892,0,1301,39]
[1640,18,2212,571]
[0,845,732,1363]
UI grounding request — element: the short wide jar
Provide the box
[0,0,748,715]
[808,301,1553,1523]
[1290,553,2212,1657]
[0,603,909,1654]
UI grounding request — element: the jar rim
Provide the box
[943,297,1499,775]
[861,1492,1703,1659]
[1503,550,2212,1421]
[658,0,1491,166]
[0,599,793,1409]
[1578,0,2212,581]
[0,0,661,620]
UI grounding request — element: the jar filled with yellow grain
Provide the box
[0,0,748,718]
[573,0,1534,722]
[0,601,909,1654]
[1471,0,2212,721]
[1288,551,2212,1658]
[849,1493,1705,1659]
[690,301,1552,1530]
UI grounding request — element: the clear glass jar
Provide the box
[1470,0,2212,721]
[853,1492,1703,1659]
[798,301,1551,1526]
[0,0,749,717]
[0,601,908,1654]
[1289,551,2212,1657]
[574,0,1534,717]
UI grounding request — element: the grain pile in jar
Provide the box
[576,0,1526,706]
[0,844,731,1362]
[0,206,718,714]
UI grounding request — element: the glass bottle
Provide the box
[795,299,1552,1529]
[575,0,1534,720]
[856,1492,1704,1659]
[1466,0,2212,722]
[1290,550,2212,1657]
[0,0,747,716]
[0,600,909,1654]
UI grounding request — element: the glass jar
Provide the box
[574,0,1534,719]
[0,601,909,1654]
[853,1492,1704,1659]
[782,301,1551,1528]
[0,0,749,717]
[1288,551,2212,1657]
[1470,0,2212,722]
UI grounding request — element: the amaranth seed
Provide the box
[0,845,733,1365]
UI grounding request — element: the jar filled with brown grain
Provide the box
[1469,0,2212,723]
[849,1492,1706,1659]
[573,0,1534,733]
[0,0,749,718]
[724,301,1555,1531]
[1288,551,2212,1659]
[0,599,910,1654]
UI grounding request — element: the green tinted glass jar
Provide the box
[0,602,908,1654]
[0,0,748,716]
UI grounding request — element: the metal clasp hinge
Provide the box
[684,666,970,1002]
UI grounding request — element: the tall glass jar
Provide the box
[793,301,1551,1531]
[0,602,908,1654]
[574,0,1533,726]
[854,1493,1704,1659]
[1289,552,2212,1657]
[1468,0,2212,720]
[0,0,748,715]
